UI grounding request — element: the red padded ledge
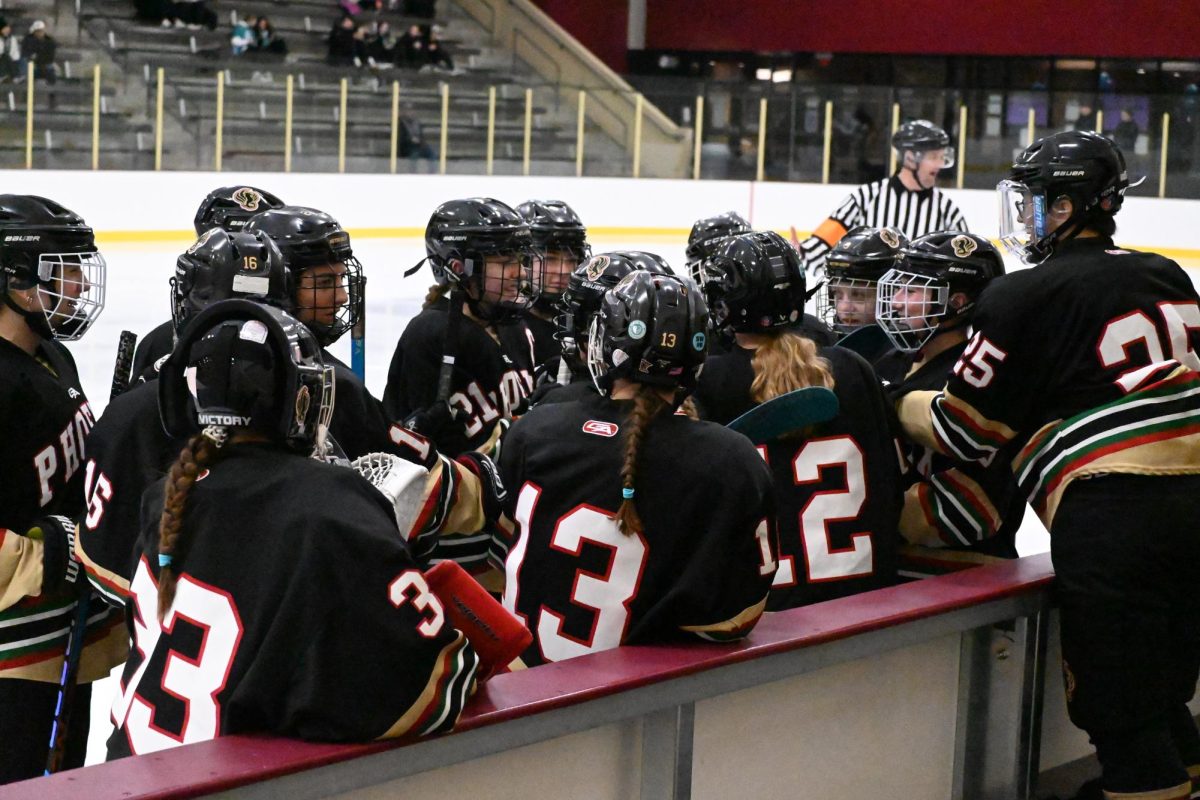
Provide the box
[3,553,1053,800]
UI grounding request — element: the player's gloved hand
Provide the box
[26,515,81,594]
[403,401,460,444]
[454,451,507,524]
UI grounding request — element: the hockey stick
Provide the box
[351,275,367,382]
[836,324,893,362]
[726,386,840,444]
[436,290,464,405]
[45,330,138,774]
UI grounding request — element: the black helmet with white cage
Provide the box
[172,228,292,335]
[876,231,1005,352]
[0,194,105,340]
[817,226,908,333]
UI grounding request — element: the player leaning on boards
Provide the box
[796,120,968,280]
[495,270,776,666]
[0,195,126,784]
[875,232,1024,578]
[692,230,901,609]
[898,131,1200,800]
[107,300,481,758]
[129,185,285,382]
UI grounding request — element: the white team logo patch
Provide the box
[582,420,618,437]
[231,187,263,211]
[951,235,978,258]
[584,255,609,282]
[880,228,900,249]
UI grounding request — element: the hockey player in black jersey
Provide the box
[693,230,901,610]
[515,199,590,368]
[874,231,1023,577]
[130,185,285,381]
[532,250,673,407]
[496,270,775,666]
[899,131,1200,800]
[796,120,967,280]
[0,195,125,783]
[684,210,751,284]
[384,198,537,458]
[108,300,481,758]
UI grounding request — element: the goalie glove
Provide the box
[352,452,442,562]
[425,560,531,679]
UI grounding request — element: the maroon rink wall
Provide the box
[3,555,1063,800]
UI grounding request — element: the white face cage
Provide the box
[997,179,1045,264]
[300,358,336,457]
[586,313,611,395]
[817,276,878,334]
[33,251,106,340]
[875,268,949,353]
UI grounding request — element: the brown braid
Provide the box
[156,432,225,622]
[749,330,834,404]
[423,283,449,308]
[613,385,670,536]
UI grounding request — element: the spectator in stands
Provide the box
[397,23,427,68]
[1073,103,1097,133]
[173,0,218,31]
[1112,108,1139,152]
[252,17,287,58]
[231,15,257,56]
[398,103,436,167]
[424,27,454,72]
[368,21,397,67]
[327,15,359,66]
[21,20,57,84]
[0,18,20,83]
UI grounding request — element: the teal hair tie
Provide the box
[158,554,174,568]
[622,487,635,500]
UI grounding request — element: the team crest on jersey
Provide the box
[582,420,618,437]
[951,235,978,258]
[584,255,610,281]
[880,228,901,248]
[187,227,220,254]
[231,187,263,212]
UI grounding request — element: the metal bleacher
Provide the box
[47,0,607,173]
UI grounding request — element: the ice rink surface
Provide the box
[75,234,1200,763]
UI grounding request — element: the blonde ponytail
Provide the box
[749,330,834,404]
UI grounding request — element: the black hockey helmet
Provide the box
[516,199,590,311]
[700,230,806,334]
[244,206,363,346]
[588,271,709,396]
[818,226,909,333]
[877,231,1005,352]
[558,250,674,366]
[193,186,285,236]
[999,130,1130,264]
[160,299,334,453]
[892,119,951,154]
[172,228,291,334]
[685,211,752,282]
[422,197,537,321]
[0,194,105,340]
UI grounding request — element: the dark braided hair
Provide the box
[613,385,671,536]
[156,429,227,621]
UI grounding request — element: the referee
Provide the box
[797,119,968,278]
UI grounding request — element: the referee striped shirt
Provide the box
[800,175,968,275]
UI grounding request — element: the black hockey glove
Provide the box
[454,451,507,525]
[403,401,460,445]
[28,515,81,594]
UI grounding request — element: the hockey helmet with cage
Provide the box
[892,119,955,170]
[999,130,1130,264]
[516,199,590,311]
[0,194,105,341]
[587,271,709,396]
[876,231,1005,352]
[243,206,363,346]
[422,197,537,322]
[700,230,806,334]
[684,211,752,283]
[159,299,334,454]
[818,226,908,333]
[172,228,292,335]
[559,251,673,366]
[193,186,285,236]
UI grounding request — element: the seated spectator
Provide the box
[231,15,257,56]
[398,104,436,165]
[396,23,426,68]
[20,21,56,84]
[0,18,20,83]
[368,21,397,67]
[174,0,218,30]
[424,27,453,72]
[252,16,287,58]
[327,15,358,66]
